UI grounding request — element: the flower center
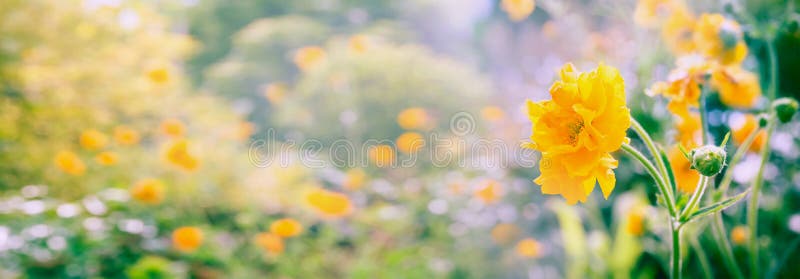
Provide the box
[565,119,585,145]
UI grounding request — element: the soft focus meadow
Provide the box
[1,0,800,278]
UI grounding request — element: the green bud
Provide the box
[757,113,769,128]
[719,24,742,50]
[772,97,799,123]
[690,145,727,176]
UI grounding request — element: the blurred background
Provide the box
[1,0,800,278]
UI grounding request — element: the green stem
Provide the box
[689,233,714,279]
[766,39,778,100]
[672,223,682,279]
[716,126,762,199]
[747,120,776,279]
[712,213,746,279]
[680,176,710,220]
[631,118,673,192]
[621,143,677,216]
[699,86,709,145]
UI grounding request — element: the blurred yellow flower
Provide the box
[294,46,326,71]
[349,34,370,53]
[270,218,303,238]
[368,144,396,167]
[731,226,749,245]
[94,151,118,166]
[130,178,165,205]
[475,180,502,204]
[147,67,170,84]
[163,139,200,171]
[634,0,687,28]
[731,114,766,153]
[675,111,702,148]
[481,106,506,122]
[114,126,141,145]
[254,232,284,255]
[343,168,367,191]
[647,56,710,116]
[515,238,541,258]
[491,223,521,245]
[80,129,108,151]
[263,83,287,105]
[711,67,762,109]
[232,121,255,141]
[625,210,646,236]
[160,118,185,138]
[54,150,86,176]
[661,8,696,54]
[693,13,748,65]
[172,226,203,252]
[396,132,425,154]
[306,188,353,218]
[501,0,535,22]
[397,107,432,130]
[524,63,631,204]
[669,146,701,193]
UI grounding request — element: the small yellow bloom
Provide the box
[270,218,303,238]
[349,34,370,53]
[669,146,701,193]
[633,0,687,28]
[94,151,118,166]
[647,56,711,116]
[294,46,326,71]
[306,188,353,218]
[731,226,749,245]
[79,129,108,151]
[475,180,502,204]
[147,67,170,84]
[397,107,432,131]
[263,83,287,105]
[674,111,702,148]
[254,232,284,255]
[396,132,425,154]
[172,226,203,252]
[54,150,86,176]
[712,66,762,109]
[481,106,506,122]
[491,223,521,245]
[501,0,535,22]
[163,139,200,171]
[525,63,631,204]
[731,114,766,153]
[693,13,748,65]
[130,178,165,205]
[343,168,367,191]
[661,8,696,54]
[515,238,541,258]
[625,210,647,236]
[368,144,396,167]
[113,126,140,145]
[160,118,185,138]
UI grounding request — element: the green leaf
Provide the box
[682,189,750,223]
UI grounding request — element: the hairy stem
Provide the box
[680,176,710,220]
[747,120,776,279]
[621,143,677,216]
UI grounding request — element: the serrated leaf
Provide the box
[682,189,750,223]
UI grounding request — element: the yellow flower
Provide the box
[349,34,370,53]
[515,238,541,258]
[368,144,396,167]
[147,67,170,84]
[634,0,687,28]
[160,118,185,138]
[294,46,326,71]
[475,180,502,204]
[661,8,696,54]
[306,188,353,218]
[343,168,367,191]
[54,150,86,176]
[79,129,108,150]
[675,111,702,148]
[731,226,749,245]
[625,210,647,236]
[693,14,748,65]
[731,114,766,153]
[270,218,303,238]
[231,121,255,141]
[113,126,140,145]
[263,83,287,105]
[524,63,631,204]
[669,146,701,193]
[491,223,521,245]
[163,139,200,171]
[397,107,432,130]
[172,226,203,252]
[481,106,506,122]
[501,0,535,22]
[712,66,762,109]
[130,178,165,205]
[396,132,425,154]
[254,232,284,255]
[647,55,711,116]
[94,151,118,166]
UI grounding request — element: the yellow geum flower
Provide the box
[172,226,203,252]
[711,66,762,109]
[293,46,326,71]
[305,188,353,218]
[396,132,425,154]
[481,106,506,122]
[397,107,432,130]
[349,34,370,53]
[160,118,185,138]
[731,114,766,153]
[254,232,284,255]
[343,168,367,191]
[270,218,303,238]
[79,129,108,151]
[661,8,696,54]
[524,63,631,204]
[475,180,502,204]
[368,144,396,167]
[647,55,711,116]
[94,151,118,166]
[668,147,700,193]
[113,126,140,145]
[54,150,86,176]
[501,0,535,22]
[147,67,170,84]
[163,139,200,171]
[130,178,165,205]
[625,209,647,236]
[634,0,688,28]
[491,223,521,245]
[731,226,749,245]
[515,238,541,258]
[674,111,702,148]
[693,13,748,65]
[263,83,287,105]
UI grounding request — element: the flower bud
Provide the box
[757,113,769,128]
[690,145,727,176]
[772,97,798,123]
